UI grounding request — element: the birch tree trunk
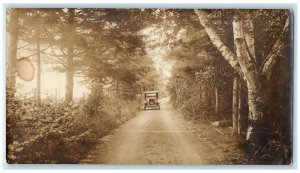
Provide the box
[238,82,243,134]
[242,12,256,62]
[65,9,75,103]
[233,12,270,154]
[7,9,20,96]
[232,75,240,133]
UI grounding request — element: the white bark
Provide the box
[238,82,242,134]
[233,14,259,84]
[194,9,243,77]
[242,13,256,62]
[232,12,269,147]
[232,75,239,132]
[233,13,264,123]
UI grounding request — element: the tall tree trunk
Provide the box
[242,12,256,62]
[36,31,41,105]
[233,12,271,159]
[6,9,20,154]
[215,87,220,116]
[65,9,75,103]
[232,75,240,133]
[7,9,20,96]
[208,90,211,106]
[244,78,271,161]
[65,49,74,103]
[238,82,243,134]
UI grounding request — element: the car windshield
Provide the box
[146,93,157,97]
[147,96,157,99]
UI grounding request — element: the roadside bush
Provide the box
[168,75,216,122]
[7,88,140,163]
[6,93,96,163]
[6,93,136,163]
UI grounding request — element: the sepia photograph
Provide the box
[5,8,293,165]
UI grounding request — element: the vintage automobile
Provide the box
[143,91,160,110]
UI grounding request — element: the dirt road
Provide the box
[81,98,247,164]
